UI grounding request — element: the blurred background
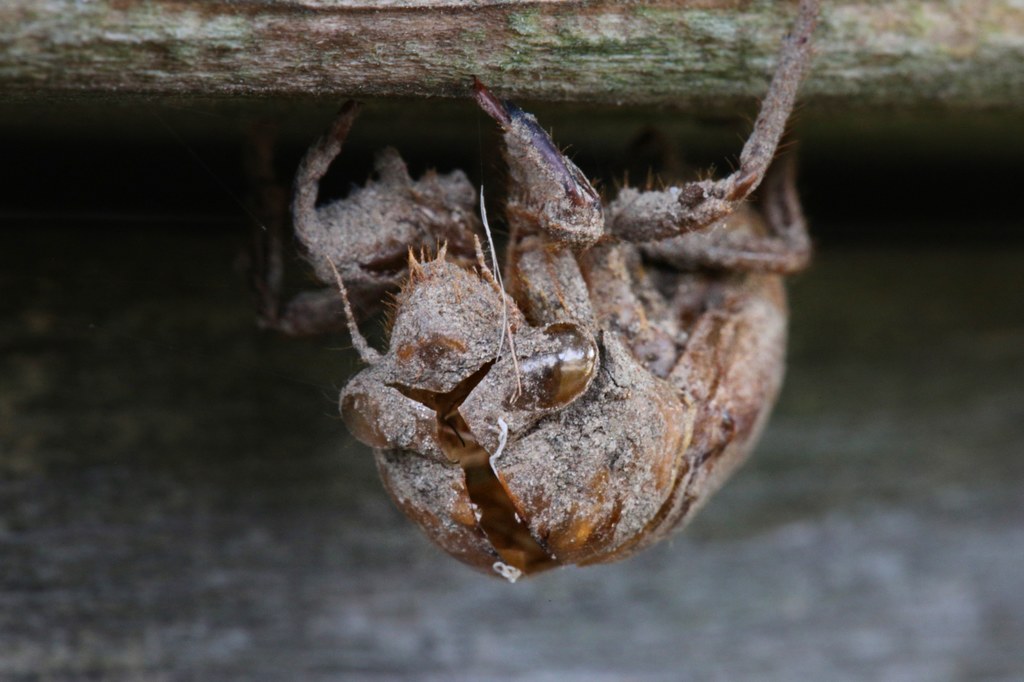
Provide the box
[1,95,1022,680]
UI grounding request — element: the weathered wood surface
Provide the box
[3,1,1024,109]
[2,223,1023,680]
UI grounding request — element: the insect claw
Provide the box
[472,77,512,128]
[327,101,361,143]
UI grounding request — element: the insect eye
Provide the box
[513,323,597,411]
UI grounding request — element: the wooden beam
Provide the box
[2,1,1023,110]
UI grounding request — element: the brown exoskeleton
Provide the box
[261,0,819,581]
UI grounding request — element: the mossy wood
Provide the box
[3,1,1023,110]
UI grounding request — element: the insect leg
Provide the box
[606,0,820,243]
[474,79,604,250]
[642,155,811,274]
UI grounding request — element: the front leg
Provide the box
[475,80,685,376]
[474,79,604,328]
[607,0,819,243]
[506,233,596,329]
[474,79,605,251]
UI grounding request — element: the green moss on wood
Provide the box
[1,0,1022,109]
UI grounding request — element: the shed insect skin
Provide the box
[259,0,820,579]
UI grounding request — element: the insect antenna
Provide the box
[325,258,381,365]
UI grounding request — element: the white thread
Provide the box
[492,561,522,583]
[489,417,509,474]
[479,187,508,361]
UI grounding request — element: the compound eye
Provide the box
[341,391,390,448]
[513,323,598,411]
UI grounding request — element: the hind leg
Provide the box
[642,155,811,275]
[606,0,819,244]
